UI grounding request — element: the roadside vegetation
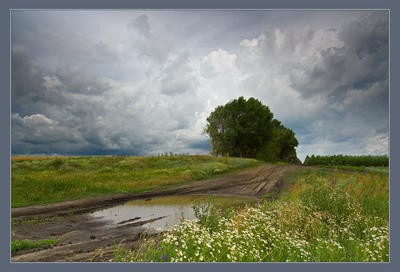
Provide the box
[114,168,389,262]
[11,238,59,254]
[11,155,264,207]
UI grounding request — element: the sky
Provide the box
[11,10,389,162]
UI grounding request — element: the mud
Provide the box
[11,164,306,262]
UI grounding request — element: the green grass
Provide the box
[114,168,388,262]
[11,238,59,253]
[12,155,264,207]
[316,165,389,174]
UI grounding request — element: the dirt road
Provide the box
[11,164,305,262]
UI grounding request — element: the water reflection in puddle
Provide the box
[89,195,251,232]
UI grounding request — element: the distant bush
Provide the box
[303,155,388,167]
[49,158,64,169]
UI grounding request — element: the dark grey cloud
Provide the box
[129,14,151,38]
[55,66,112,95]
[12,113,85,154]
[291,12,388,99]
[129,14,175,64]
[11,46,67,116]
[11,45,145,155]
[12,11,126,72]
[186,139,211,151]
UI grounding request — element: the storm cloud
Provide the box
[11,10,389,161]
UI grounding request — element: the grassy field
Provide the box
[116,168,389,262]
[11,155,264,207]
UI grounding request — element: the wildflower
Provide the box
[141,245,145,253]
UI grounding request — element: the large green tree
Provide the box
[204,97,299,163]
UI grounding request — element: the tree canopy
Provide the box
[204,97,299,163]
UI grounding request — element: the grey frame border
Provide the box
[2,0,398,272]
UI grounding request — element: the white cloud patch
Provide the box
[364,134,389,155]
[159,51,197,95]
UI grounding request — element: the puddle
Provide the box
[89,195,252,232]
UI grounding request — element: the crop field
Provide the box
[115,168,389,262]
[11,155,263,207]
[303,155,389,167]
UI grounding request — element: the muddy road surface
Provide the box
[11,164,305,262]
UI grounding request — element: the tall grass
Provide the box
[12,155,263,207]
[116,169,388,262]
[11,238,59,253]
